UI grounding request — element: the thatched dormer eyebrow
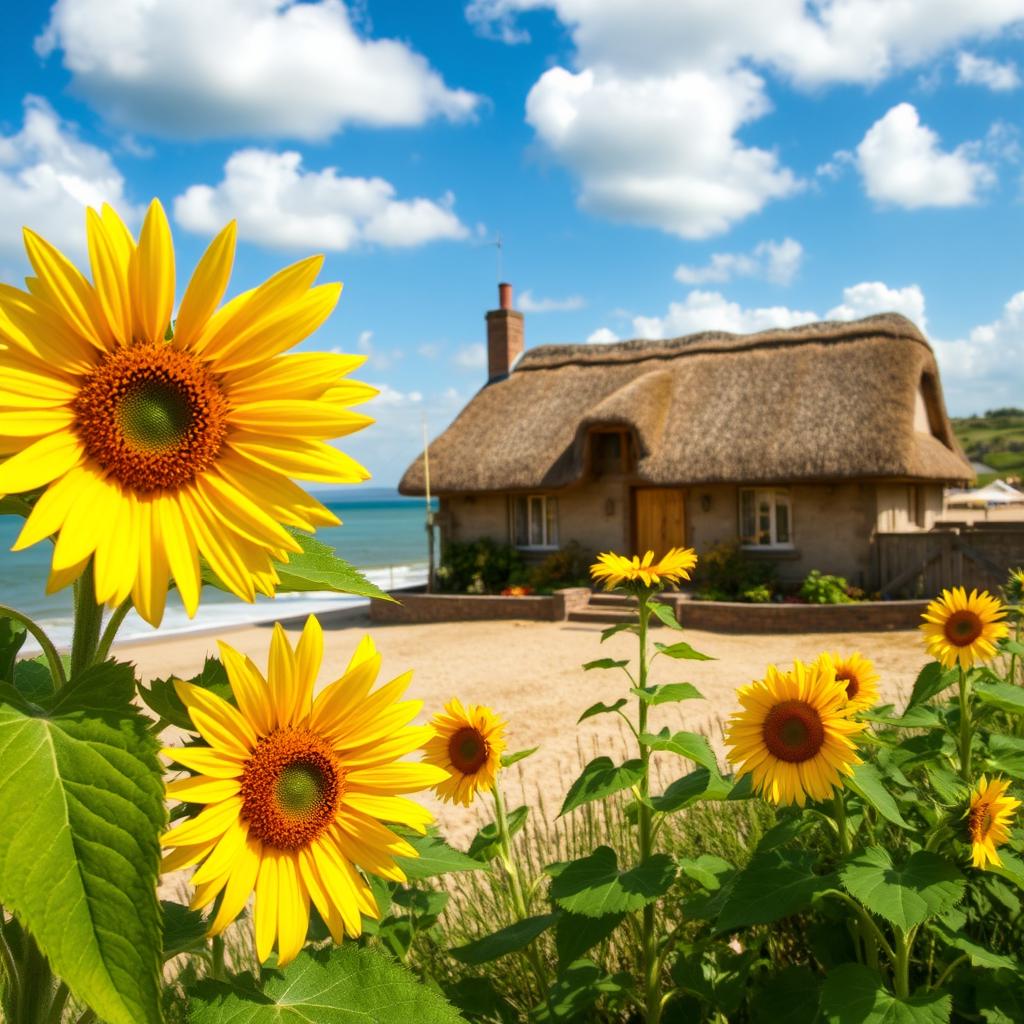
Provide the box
[399,313,972,495]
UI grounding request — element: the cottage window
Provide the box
[512,495,559,549]
[592,430,630,475]
[740,488,793,548]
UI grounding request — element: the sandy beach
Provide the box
[121,612,931,848]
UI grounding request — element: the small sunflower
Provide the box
[161,617,447,966]
[0,200,375,626]
[920,587,1009,670]
[423,698,506,806]
[1005,567,1024,606]
[725,660,866,807]
[591,547,697,591]
[966,775,1020,869]
[815,651,880,714]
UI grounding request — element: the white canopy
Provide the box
[947,479,1024,507]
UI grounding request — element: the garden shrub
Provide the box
[435,538,526,594]
[691,541,776,601]
[799,569,854,604]
[526,541,594,593]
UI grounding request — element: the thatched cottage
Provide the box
[399,285,972,588]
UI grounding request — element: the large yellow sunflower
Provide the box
[422,698,506,806]
[0,200,374,625]
[725,660,866,807]
[161,616,447,965]
[920,587,1009,670]
[966,775,1020,869]
[814,651,880,714]
[590,547,697,591]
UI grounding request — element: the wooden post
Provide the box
[423,418,435,594]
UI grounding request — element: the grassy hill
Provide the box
[951,407,1024,485]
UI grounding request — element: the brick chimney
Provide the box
[486,281,524,382]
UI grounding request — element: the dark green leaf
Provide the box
[549,846,676,917]
[0,661,165,1024]
[554,912,624,970]
[631,682,704,705]
[906,662,957,710]
[161,901,208,960]
[139,657,232,731]
[0,616,26,681]
[443,977,517,1023]
[752,965,822,1024]
[582,658,630,671]
[650,768,733,813]
[392,887,449,920]
[846,763,911,829]
[984,734,1024,780]
[678,855,734,891]
[840,848,965,933]
[395,833,489,880]
[861,705,943,730]
[649,601,682,629]
[640,728,718,772]
[450,913,559,964]
[1000,638,1024,656]
[531,958,631,1022]
[500,746,538,768]
[672,946,755,1017]
[12,656,57,704]
[974,681,1024,715]
[924,765,968,805]
[715,850,835,932]
[560,757,644,816]
[187,946,465,1022]
[820,963,950,1023]
[654,640,714,661]
[467,806,528,861]
[600,622,638,642]
[578,698,628,724]
[990,850,1024,891]
[754,815,813,853]
[930,918,1016,971]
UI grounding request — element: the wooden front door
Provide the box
[633,488,685,555]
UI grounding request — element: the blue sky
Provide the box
[2,1,1024,486]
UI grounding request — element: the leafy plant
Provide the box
[436,538,526,594]
[800,569,854,604]
[691,542,776,602]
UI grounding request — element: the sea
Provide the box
[1,487,436,651]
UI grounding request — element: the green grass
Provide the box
[951,408,1024,480]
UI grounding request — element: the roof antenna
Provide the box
[476,231,503,282]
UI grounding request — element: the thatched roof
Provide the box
[400,314,972,494]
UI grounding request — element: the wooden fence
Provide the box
[876,528,1024,598]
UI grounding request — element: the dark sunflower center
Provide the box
[240,729,341,850]
[448,726,488,774]
[762,700,825,763]
[836,671,859,700]
[969,804,993,842]
[945,610,983,647]
[72,343,229,492]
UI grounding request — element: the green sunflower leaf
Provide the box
[187,946,465,1023]
[161,901,209,960]
[396,833,489,880]
[751,965,822,1024]
[554,911,625,970]
[500,746,538,768]
[631,682,704,705]
[820,963,951,1023]
[930,917,1017,971]
[974,680,1024,716]
[578,698,628,724]
[0,615,26,681]
[582,658,630,671]
[450,913,560,964]
[649,768,734,813]
[0,661,165,1024]
[139,656,232,730]
[560,757,645,816]
[548,846,676,917]
[906,662,957,710]
[845,762,911,829]
[648,600,683,629]
[600,622,638,643]
[640,728,719,772]
[653,640,715,661]
[468,805,528,861]
[839,848,965,933]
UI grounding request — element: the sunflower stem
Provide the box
[94,598,133,665]
[833,791,851,857]
[893,927,915,1000]
[635,594,662,1024]
[957,666,973,783]
[0,606,66,692]
[44,982,69,1024]
[70,562,104,679]
[210,935,226,981]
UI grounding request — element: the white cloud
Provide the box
[37,0,479,141]
[526,65,801,239]
[956,51,1021,90]
[633,290,819,339]
[675,237,803,286]
[586,326,619,343]
[0,96,139,270]
[453,343,487,369]
[855,103,995,208]
[352,329,403,371]
[417,342,441,359]
[932,292,1024,414]
[518,289,586,313]
[173,149,468,251]
[826,281,927,330]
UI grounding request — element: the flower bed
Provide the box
[674,596,931,633]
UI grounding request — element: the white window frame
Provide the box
[739,488,794,549]
[512,494,559,550]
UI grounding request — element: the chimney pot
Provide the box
[486,282,523,382]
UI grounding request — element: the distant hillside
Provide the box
[951,408,1024,485]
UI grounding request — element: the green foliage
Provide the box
[435,538,526,594]
[396,833,490,881]
[691,541,777,602]
[951,408,1024,480]
[187,946,466,1022]
[524,541,593,593]
[0,662,165,1024]
[630,682,704,705]
[450,913,559,964]
[468,806,529,861]
[820,963,951,1023]
[640,728,719,772]
[548,846,677,917]
[560,757,645,815]
[139,656,232,729]
[800,569,854,604]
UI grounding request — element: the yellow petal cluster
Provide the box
[590,547,697,590]
[0,200,375,625]
[423,698,506,806]
[920,587,1008,670]
[161,617,447,966]
[814,651,880,714]
[967,775,1021,870]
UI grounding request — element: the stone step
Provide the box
[588,592,636,607]
[567,607,637,624]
